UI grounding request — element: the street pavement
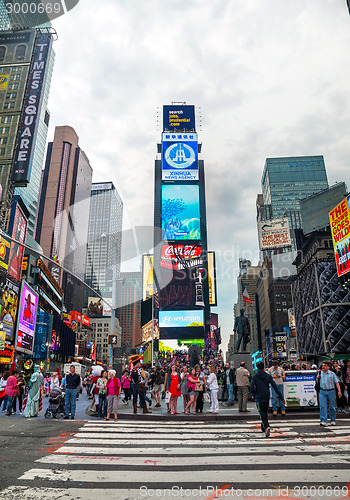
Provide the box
[0,400,349,500]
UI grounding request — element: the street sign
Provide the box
[86,342,92,349]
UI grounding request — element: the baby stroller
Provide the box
[45,388,65,419]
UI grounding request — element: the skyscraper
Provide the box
[84,182,123,308]
[261,155,329,231]
[0,0,52,31]
[35,125,93,311]
[0,28,55,236]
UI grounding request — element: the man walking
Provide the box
[268,361,286,416]
[250,362,285,437]
[317,361,342,427]
[236,362,250,412]
[223,362,235,406]
[64,365,81,420]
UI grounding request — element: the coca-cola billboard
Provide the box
[160,244,203,270]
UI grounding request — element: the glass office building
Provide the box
[84,182,123,305]
[261,155,329,230]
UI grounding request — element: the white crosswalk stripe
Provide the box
[1,419,349,500]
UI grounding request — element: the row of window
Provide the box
[0,45,27,62]
[4,102,15,109]
[1,117,12,124]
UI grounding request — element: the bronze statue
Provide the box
[234,309,251,352]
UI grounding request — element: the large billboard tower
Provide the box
[153,103,211,342]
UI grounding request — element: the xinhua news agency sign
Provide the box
[11,32,52,186]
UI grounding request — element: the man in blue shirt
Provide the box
[64,365,81,420]
[317,361,341,427]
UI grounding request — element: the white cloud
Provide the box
[48,0,350,349]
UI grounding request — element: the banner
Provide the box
[0,235,11,271]
[329,195,350,277]
[0,75,9,90]
[258,218,291,250]
[142,254,153,301]
[208,252,217,306]
[11,32,52,186]
[284,371,318,408]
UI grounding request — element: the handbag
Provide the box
[314,377,321,393]
[139,382,146,393]
[195,381,204,392]
[203,392,210,403]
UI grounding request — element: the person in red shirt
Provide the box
[5,370,18,416]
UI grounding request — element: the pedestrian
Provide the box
[121,370,132,404]
[23,365,44,418]
[105,370,121,421]
[333,361,346,413]
[169,364,181,415]
[0,371,9,411]
[151,367,164,407]
[342,360,350,410]
[5,369,18,416]
[97,370,108,419]
[43,374,51,397]
[223,362,235,406]
[64,365,81,420]
[163,367,172,413]
[236,361,250,413]
[130,356,151,414]
[250,362,285,437]
[268,361,286,416]
[50,373,60,392]
[13,373,25,414]
[195,364,205,413]
[206,366,219,413]
[180,365,189,412]
[185,367,199,415]
[317,361,342,426]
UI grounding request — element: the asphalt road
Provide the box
[0,414,349,500]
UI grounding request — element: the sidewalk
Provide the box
[1,391,345,422]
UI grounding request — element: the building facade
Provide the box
[293,229,350,355]
[35,125,93,312]
[118,271,142,355]
[84,182,123,308]
[235,263,260,354]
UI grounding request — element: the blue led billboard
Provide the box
[162,133,198,181]
[162,185,201,240]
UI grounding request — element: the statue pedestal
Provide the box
[227,351,253,373]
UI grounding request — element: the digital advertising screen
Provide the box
[163,105,195,132]
[162,184,201,240]
[159,310,204,328]
[329,195,350,277]
[8,201,28,281]
[162,133,198,181]
[15,281,39,354]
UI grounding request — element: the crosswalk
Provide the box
[1,419,350,500]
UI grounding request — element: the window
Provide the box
[0,148,5,155]
[0,138,7,145]
[15,44,26,60]
[10,103,14,109]
[0,46,6,62]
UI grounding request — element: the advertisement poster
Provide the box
[258,218,291,250]
[284,371,318,408]
[0,276,19,342]
[87,297,103,316]
[160,244,202,270]
[8,202,28,281]
[162,133,198,181]
[0,235,11,271]
[272,332,287,358]
[33,309,51,360]
[0,75,9,90]
[15,281,39,354]
[208,251,217,306]
[329,195,350,277]
[142,254,153,301]
[162,185,201,240]
[163,105,195,132]
[159,310,204,328]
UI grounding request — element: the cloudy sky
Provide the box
[48,0,350,349]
